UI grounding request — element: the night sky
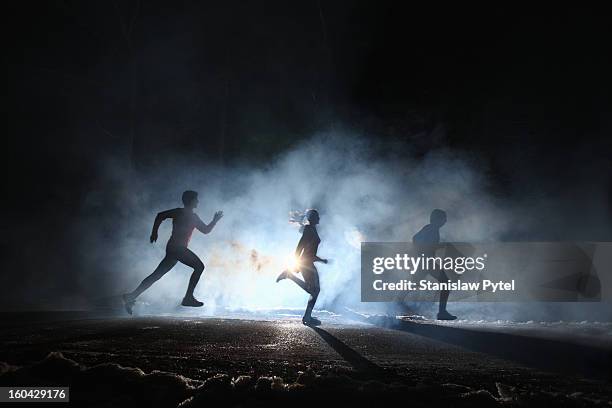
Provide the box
[3,2,612,308]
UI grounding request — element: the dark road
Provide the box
[0,314,517,381]
[1,313,611,406]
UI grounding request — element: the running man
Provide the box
[413,209,457,320]
[122,190,223,314]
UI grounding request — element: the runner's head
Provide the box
[306,209,320,225]
[182,190,199,209]
[430,209,447,228]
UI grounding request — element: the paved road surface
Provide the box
[0,313,611,406]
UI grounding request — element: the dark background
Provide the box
[2,2,611,308]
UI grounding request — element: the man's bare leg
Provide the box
[434,270,456,320]
[123,256,178,314]
[172,246,205,307]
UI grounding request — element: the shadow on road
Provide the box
[360,314,612,381]
[310,327,386,378]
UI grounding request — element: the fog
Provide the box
[76,131,509,314]
[75,130,611,322]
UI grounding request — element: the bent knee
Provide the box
[194,262,205,273]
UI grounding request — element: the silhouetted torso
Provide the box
[413,224,439,256]
[413,224,439,244]
[167,208,203,247]
[301,225,321,262]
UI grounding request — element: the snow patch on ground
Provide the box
[2,352,610,407]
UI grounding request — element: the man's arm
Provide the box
[196,211,223,234]
[151,209,175,243]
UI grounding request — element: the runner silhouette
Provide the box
[276,209,328,326]
[122,190,223,314]
[413,209,457,320]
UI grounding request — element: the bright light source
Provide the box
[286,255,301,272]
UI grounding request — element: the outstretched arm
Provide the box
[196,211,223,234]
[314,255,328,264]
[151,209,175,243]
